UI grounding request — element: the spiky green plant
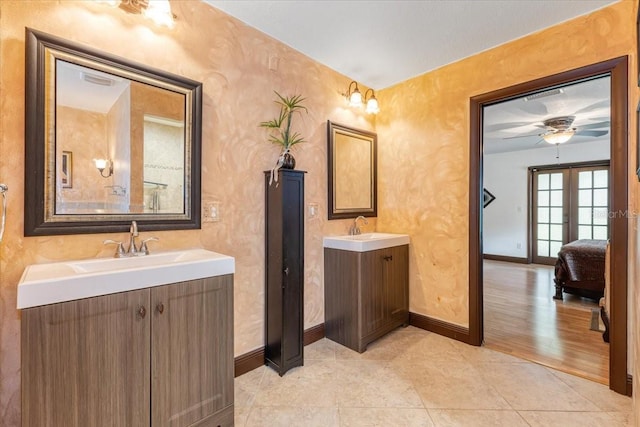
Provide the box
[260,92,308,150]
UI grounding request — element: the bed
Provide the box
[553,239,607,301]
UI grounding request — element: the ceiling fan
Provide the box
[502,115,609,144]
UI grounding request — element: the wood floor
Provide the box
[483,260,609,385]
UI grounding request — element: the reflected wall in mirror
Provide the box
[25,28,202,235]
[327,121,377,219]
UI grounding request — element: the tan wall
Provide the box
[0,1,376,423]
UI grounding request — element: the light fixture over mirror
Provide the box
[93,0,175,28]
[343,81,380,114]
[364,89,379,114]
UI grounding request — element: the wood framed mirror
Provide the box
[327,121,377,220]
[24,28,202,235]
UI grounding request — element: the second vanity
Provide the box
[324,233,410,353]
[18,249,235,427]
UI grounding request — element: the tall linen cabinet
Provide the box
[264,170,305,376]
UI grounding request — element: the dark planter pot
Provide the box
[281,152,296,169]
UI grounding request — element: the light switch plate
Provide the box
[203,201,220,223]
[308,202,319,219]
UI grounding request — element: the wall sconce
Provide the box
[93,0,175,28]
[343,81,362,107]
[343,81,380,114]
[364,89,379,115]
[94,158,113,178]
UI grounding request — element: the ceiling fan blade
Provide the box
[575,130,608,137]
[573,99,610,115]
[502,133,541,140]
[576,121,610,130]
[484,121,533,132]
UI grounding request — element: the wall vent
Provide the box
[524,88,563,101]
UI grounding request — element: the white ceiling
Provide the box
[57,61,129,113]
[204,0,617,89]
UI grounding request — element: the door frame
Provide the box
[469,57,629,394]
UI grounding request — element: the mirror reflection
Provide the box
[25,28,202,235]
[55,61,186,215]
[327,121,377,219]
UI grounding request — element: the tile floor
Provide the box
[234,326,632,426]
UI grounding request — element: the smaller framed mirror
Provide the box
[327,121,377,220]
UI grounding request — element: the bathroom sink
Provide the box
[17,249,235,309]
[323,232,410,252]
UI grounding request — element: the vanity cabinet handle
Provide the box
[283,267,290,276]
[138,305,147,319]
[157,303,164,314]
[383,255,393,261]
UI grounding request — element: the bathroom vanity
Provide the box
[18,249,234,427]
[323,233,409,353]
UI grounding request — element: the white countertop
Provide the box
[17,249,235,309]
[323,233,410,252]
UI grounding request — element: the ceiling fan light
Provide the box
[543,129,575,144]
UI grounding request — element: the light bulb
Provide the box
[543,129,575,144]
[143,0,175,28]
[366,97,379,114]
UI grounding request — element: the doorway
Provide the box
[469,57,629,394]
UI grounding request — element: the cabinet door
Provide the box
[385,245,409,324]
[22,290,150,427]
[360,249,386,336]
[151,275,234,427]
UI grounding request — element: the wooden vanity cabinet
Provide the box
[22,275,234,427]
[324,245,409,353]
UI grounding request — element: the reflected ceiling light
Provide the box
[93,0,175,29]
[364,89,379,114]
[94,158,114,178]
[542,129,575,144]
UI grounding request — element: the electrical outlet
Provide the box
[202,201,220,223]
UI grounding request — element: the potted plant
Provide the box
[260,91,308,170]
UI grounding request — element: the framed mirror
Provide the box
[327,121,377,220]
[25,28,202,236]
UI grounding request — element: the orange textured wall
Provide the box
[0,1,375,423]
[376,0,637,328]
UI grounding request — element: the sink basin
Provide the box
[323,232,410,252]
[17,249,235,309]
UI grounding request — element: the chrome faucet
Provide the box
[349,215,369,235]
[103,221,159,258]
[127,220,139,255]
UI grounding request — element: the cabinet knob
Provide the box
[157,303,164,314]
[138,305,146,319]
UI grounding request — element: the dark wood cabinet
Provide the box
[324,245,409,353]
[264,170,305,376]
[22,276,234,427]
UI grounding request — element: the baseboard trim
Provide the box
[234,323,326,377]
[303,323,325,346]
[483,254,528,264]
[409,312,471,344]
[626,374,633,396]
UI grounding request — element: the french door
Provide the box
[531,162,609,265]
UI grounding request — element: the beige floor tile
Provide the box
[393,332,469,364]
[305,338,338,360]
[245,406,339,427]
[234,406,251,427]
[339,407,434,426]
[235,366,266,408]
[518,410,631,427]
[410,360,511,410]
[333,326,426,361]
[253,359,339,407]
[548,368,632,412]
[427,409,529,426]
[477,362,599,411]
[460,343,528,364]
[335,360,424,408]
